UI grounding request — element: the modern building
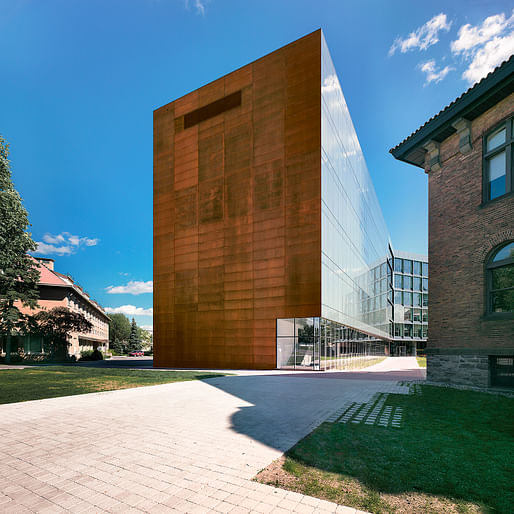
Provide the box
[6,258,110,358]
[391,251,428,356]
[391,56,514,388]
[154,29,427,370]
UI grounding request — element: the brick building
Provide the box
[391,56,514,388]
[7,257,110,358]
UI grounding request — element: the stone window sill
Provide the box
[481,312,514,321]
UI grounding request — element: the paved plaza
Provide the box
[0,358,422,513]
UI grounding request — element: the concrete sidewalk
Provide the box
[0,359,417,513]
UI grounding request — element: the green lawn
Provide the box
[256,385,514,513]
[0,366,227,404]
[416,356,427,367]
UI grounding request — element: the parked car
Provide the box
[128,350,144,357]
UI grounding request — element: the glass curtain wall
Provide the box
[392,253,428,355]
[321,34,392,341]
[277,317,388,370]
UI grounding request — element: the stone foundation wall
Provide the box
[427,353,490,388]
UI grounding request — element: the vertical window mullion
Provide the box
[507,142,512,194]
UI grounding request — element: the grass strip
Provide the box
[0,366,227,404]
[256,385,514,513]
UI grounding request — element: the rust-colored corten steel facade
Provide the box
[154,31,322,368]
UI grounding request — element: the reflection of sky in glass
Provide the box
[321,32,391,339]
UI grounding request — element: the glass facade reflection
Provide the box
[277,317,388,371]
[321,34,392,340]
[275,35,429,369]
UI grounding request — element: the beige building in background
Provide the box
[9,257,110,358]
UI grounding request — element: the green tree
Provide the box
[108,313,131,354]
[137,326,153,351]
[32,307,92,361]
[0,136,40,363]
[128,317,141,352]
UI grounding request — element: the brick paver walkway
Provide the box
[0,358,421,513]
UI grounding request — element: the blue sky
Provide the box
[1,0,513,330]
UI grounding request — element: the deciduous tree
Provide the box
[33,307,92,361]
[108,313,131,353]
[0,136,40,363]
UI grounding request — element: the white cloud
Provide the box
[106,281,153,295]
[42,233,65,244]
[33,232,99,256]
[462,33,514,84]
[185,0,206,15]
[105,305,153,316]
[141,324,153,333]
[451,11,514,85]
[451,12,513,55]
[389,13,452,56]
[34,242,74,256]
[419,59,454,85]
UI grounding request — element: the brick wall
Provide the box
[426,93,514,385]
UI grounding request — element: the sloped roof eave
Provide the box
[390,55,514,168]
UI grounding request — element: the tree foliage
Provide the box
[0,135,40,362]
[32,307,92,360]
[128,317,142,352]
[108,313,131,353]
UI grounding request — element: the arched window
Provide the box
[486,241,514,314]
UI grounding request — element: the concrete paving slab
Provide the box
[0,358,420,512]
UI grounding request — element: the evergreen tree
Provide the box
[0,136,40,363]
[128,318,141,352]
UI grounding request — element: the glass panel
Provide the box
[394,274,403,289]
[422,262,428,276]
[413,292,422,306]
[404,324,413,338]
[422,310,428,323]
[492,265,514,290]
[394,291,402,304]
[422,278,429,291]
[404,292,412,306]
[394,258,403,272]
[295,318,314,339]
[277,318,294,337]
[413,277,421,291]
[277,337,295,368]
[486,126,506,151]
[488,151,506,200]
[394,324,403,337]
[321,36,391,341]
[493,242,514,262]
[380,262,387,278]
[403,276,412,290]
[413,261,421,275]
[403,260,412,274]
[403,308,412,321]
[295,338,314,368]
[423,294,428,307]
[413,308,421,322]
[422,326,428,338]
[491,289,514,312]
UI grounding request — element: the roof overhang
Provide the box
[390,56,514,168]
